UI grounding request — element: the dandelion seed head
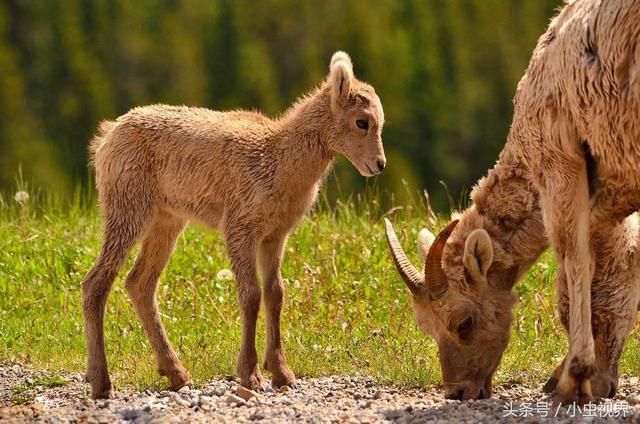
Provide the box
[216,269,234,281]
[14,191,29,203]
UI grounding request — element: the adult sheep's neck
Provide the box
[454,145,548,288]
[275,87,336,193]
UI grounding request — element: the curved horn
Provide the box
[424,219,459,301]
[384,218,424,295]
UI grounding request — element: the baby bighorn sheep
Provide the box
[83,51,385,399]
[386,0,640,403]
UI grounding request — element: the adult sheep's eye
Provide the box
[457,317,474,337]
[356,119,368,130]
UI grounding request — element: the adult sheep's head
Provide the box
[384,216,522,400]
[325,51,386,177]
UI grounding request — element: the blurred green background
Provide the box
[0,0,560,210]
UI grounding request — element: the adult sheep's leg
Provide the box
[543,262,569,394]
[540,163,595,403]
[258,231,296,388]
[124,209,191,391]
[82,203,150,399]
[226,228,264,390]
[544,221,636,399]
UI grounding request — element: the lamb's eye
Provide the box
[356,119,368,130]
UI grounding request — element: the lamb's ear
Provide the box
[463,229,493,284]
[329,51,353,106]
[417,228,435,262]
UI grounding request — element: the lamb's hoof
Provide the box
[89,378,114,400]
[542,376,558,393]
[165,368,193,391]
[271,369,297,390]
[240,371,265,391]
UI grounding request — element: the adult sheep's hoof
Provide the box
[552,371,593,404]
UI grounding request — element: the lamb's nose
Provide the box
[376,159,386,172]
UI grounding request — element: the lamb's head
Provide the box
[385,216,520,400]
[325,51,385,177]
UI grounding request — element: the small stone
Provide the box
[119,409,141,420]
[373,390,383,400]
[235,386,258,401]
[278,386,292,394]
[198,395,213,405]
[263,384,274,393]
[169,393,190,408]
[627,394,640,405]
[251,410,266,420]
[226,394,246,406]
[96,400,110,409]
[177,385,191,393]
[213,384,227,397]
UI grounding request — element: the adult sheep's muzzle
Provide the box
[444,379,492,401]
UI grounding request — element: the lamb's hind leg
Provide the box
[541,163,595,403]
[124,210,191,391]
[83,213,148,399]
[226,228,264,390]
[258,231,296,388]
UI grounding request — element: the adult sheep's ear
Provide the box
[463,229,493,284]
[329,51,353,107]
[417,229,435,262]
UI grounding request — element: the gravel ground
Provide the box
[1,364,640,423]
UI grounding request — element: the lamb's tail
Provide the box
[88,120,116,168]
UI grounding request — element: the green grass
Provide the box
[1,188,639,393]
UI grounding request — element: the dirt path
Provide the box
[1,364,639,423]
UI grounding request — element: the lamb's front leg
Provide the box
[227,232,264,390]
[541,166,595,403]
[258,232,296,388]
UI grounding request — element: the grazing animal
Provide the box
[82,51,386,399]
[416,211,640,399]
[385,0,640,402]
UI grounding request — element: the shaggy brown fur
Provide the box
[82,51,385,399]
[386,0,640,402]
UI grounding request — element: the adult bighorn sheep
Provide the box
[385,0,640,402]
[83,51,385,399]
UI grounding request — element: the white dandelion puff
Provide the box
[14,191,29,203]
[216,269,234,281]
